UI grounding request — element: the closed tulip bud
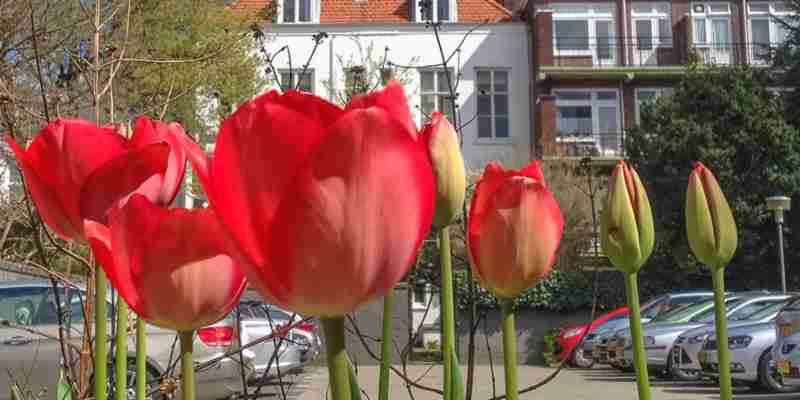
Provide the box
[421,112,466,228]
[467,161,564,299]
[686,162,737,268]
[600,161,655,274]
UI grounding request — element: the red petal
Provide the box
[129,117,188,205]
[7,119,126,240]
[84,221,144,316]
[268,108,435,316]
[79,143,170,225]
[345,81,417,138]
[266,90,343,128]
[108,195,246,331]
[519,160,546,186]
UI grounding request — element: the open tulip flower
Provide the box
[84,195,246,332]
[5,117,188,241]
[467,160,563,400]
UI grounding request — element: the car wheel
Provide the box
[666,353,700,381]
[758,348,795,393]
[571,348,595,369]
[611,362,634,373]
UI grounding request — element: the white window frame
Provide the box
[277,0,320,24]
[553,88,620,140]
[691,2,732,45]
[418,68,455,125]
[635,87,673,124]
[414,0,458,23]
[748,2,794,64]
[551,3,617,66]
[475,68,511,141]
[278,68,315,93]
[631,3,674,49]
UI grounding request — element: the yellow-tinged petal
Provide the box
[686,163,737,268]
[422,113,467,228]
[600,162,642,273]
[631,167,655,264]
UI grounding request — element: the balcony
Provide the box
[544,37,782,69]
[549,131,625,160]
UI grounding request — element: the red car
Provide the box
[555,306,628,367]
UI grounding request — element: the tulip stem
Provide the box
[712,267,733,400]
[624,272,652,400]
[500,299,518,400]
[180,331,195,400]
[114,299,128,400]
[322,317,352,400]
[440,226,458,400]
[378,291,394,400]
[136,318,146,400]
[95,269,109,400]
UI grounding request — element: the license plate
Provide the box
[781,324,794,337]
[778,360,791,375]
[698,351,708,364]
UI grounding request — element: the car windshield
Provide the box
[655,298,735,323]
[740,301,787,321]
[688,298,747,322]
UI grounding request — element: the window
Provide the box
[554,89,620,155]
[278,69,314,93]
[631,3,673,65]
[635,87,673,123]
[692,2,733,64]
[476,69,510,139]
[552,3,617,65]
[281,0,317,23]
[413,0,457,22]
[748,2,794,63]
[419,69,455,123]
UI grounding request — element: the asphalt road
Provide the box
[249,365,800,400]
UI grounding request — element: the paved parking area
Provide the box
[250,365,800,399]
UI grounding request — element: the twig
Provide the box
[28,0,50,121]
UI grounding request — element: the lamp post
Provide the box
[766,196,791,292]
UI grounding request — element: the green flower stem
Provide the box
[136,318,146,400]
[500,299,518,400]
[114,299,128,400]
[712,267,733,400]
[180,331,195,400]
[440,226,457,400]
[323,317,352,400]
[95,269,109,400]
[624,272,652,400]
[378,291,394,400]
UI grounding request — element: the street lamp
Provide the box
[766,196,791,292]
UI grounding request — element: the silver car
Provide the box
[772,297,800,390]
[699,310,800,393]
[617,293,790,375]
[672,300,789,381]
[0,280,253,400]
[589,291,714,367]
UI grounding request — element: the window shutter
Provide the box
[409,0,417,22]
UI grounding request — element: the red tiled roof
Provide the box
[229,0,514,23]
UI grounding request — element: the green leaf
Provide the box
[346,356,362,400]
[57,370,73,400]
[10,383,21,400]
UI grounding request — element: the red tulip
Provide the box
[467,161,564,299]
[85,195,246,331]
[5,117,189,241]
[185,81,435,317]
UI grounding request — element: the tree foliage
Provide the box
[626,66,800,291]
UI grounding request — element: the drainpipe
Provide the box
[619,79,626,157]
[328,35,336,101]
[528,9,538,160]
[620,0,628,66]
[741,0,749,64]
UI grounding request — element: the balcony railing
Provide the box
[550,37,783,67]
[553,131,624,158]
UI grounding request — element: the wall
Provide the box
[262,23,532,170]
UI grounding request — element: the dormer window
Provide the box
[412,0,457,23]
[280,0,319,23]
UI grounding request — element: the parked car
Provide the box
[672,299,790,381]
[0,280,253,400]
[617,292,790,376]
[590,291,713,367]
[555,306,628,368]
[773,296,800,389]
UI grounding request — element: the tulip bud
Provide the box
[600,161,655,274]
[421,112,466,228]
[685,162,737,268]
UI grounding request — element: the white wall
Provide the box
[261,23,533,171]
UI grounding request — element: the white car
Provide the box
[773,297,800,387]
